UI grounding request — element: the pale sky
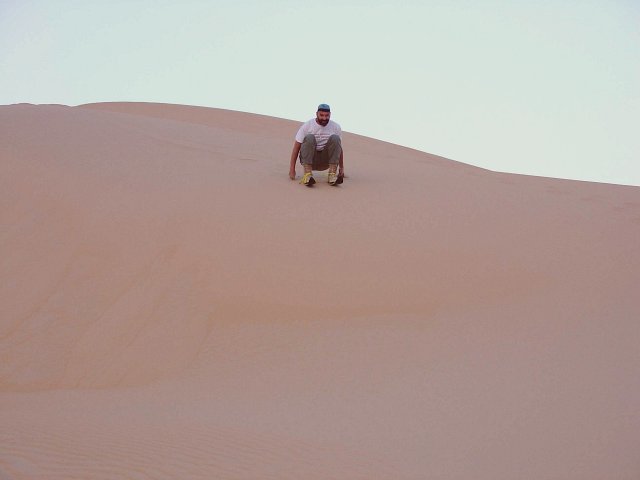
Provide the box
[1,0,638,186]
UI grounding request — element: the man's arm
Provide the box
[289,141,302,180]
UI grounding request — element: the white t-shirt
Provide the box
[295,119,342,151]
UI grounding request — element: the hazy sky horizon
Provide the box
[1,0,639,186]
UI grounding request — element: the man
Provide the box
[289,103,344,186]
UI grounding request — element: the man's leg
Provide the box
[299,134,317,185]
[325,135,342,184]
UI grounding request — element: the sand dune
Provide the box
[1,102,639,479]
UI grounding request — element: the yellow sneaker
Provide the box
[300,172,316,186]
[328,172,338,185]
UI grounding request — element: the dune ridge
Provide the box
[1,102,639,479]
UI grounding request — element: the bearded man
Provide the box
[289,103,344,186]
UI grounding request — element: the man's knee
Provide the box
[300,134,316,165]
[327,134,341,145]
[326,135,342,156]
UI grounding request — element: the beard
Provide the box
[317,117,329,126]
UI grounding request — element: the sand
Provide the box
[1,102,639,479]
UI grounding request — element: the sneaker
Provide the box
[330,172,344,185]
[300,172,316,186]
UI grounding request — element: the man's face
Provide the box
[316,110,330,126]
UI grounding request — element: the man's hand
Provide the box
[338,167,345,178]
[289,167,296,180]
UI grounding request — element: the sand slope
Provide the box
[1,102,639,479]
